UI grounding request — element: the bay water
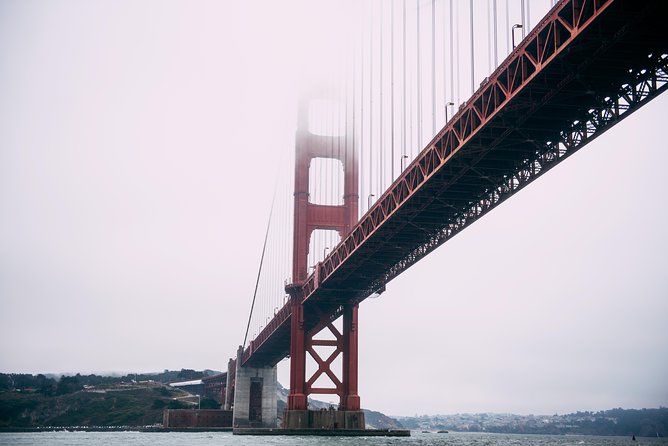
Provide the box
[1,431,666,446]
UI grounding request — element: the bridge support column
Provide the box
[223,357,236,411]
[341,303,360,411]
[283,91,364,430]
[287,288,307,411]
[232,346,277,428]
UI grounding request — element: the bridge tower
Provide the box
[284,92,363,429]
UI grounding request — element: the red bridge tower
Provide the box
[284,92,363,428]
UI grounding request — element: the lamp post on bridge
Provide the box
[367,193,375,211]
[512,24,523,49]
[445,102,454,123]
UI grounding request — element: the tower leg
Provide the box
[339,303,365,429]
[341,303,360,411]
[287,294,307,411]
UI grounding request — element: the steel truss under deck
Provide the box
[242,0,668,368]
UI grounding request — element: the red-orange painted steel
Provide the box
[287,284,307,410]
[286,92,360,410]
[292,96,359,283]
[341,304,360,411]
[241,0,668,383]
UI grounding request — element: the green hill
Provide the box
[0,371,404,430]
[0,372,202,428]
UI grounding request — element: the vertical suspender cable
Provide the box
[338,76,342,208]
[470,0,475,95]
[493,0,498,67]
[442,0,447,123]
[331,80,335,210]
[353,20,359,220]
[283,163,289,305]
[391,0,395,181]
[271,177,276,316]
[526,0,530,34]
[505,0,510,54]
[329,81,332,212]
[360,11,365,216]
[487,0,492,75]
[521,0,526,38]
[409,32,413,162]
[408,4,413,160]
[328,80,341,209]
[416,0,422,150]
[332,79,336,251]
[349,31,353,218]
[402,0,407,166]
[449,0,454,107]
[431,0,436,135]
[317,95,322,211]
[379,0,384,194]
[369,0,374,210]
[279,169,284,311]
[455,0,460,106]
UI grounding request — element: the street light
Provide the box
[512,24,523,49]
[400,154,409,171]
[323,246,329,260]
[367,193,375,210]
[445,102,455,123]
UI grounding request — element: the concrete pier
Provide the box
[283,408,365,429]
[233,427,410,436]
[232,347,277,428]
[163,409,232,428]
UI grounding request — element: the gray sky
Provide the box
[1,0,666,417]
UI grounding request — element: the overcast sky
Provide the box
[1,0,666,417]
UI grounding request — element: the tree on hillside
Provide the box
[56,375,82,395]
[176,369,203,380]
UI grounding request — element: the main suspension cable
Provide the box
[242,182,277,349]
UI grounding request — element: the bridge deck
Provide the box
[243,0,668,367]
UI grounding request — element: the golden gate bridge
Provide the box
[210,0,667,432]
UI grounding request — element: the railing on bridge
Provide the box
[241,300,291,366]
[241,0,668,371]
[303,0,621,303]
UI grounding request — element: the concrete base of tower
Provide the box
[232,352,277,428]
[282,409,365,430]
[233,427,410,436]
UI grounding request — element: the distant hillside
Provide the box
[0,369,221,395]
[396,408,668,437]
[0,370,218,428]
[4,372,664,436]
[0,381,188,428]
[0,371,403,430]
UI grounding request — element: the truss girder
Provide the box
[242,0,668,368]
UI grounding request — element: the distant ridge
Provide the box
[2,371,664,436]
[0,370,402,430]
[395,408,668,437]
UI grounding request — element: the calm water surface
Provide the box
[1,432,666,446]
